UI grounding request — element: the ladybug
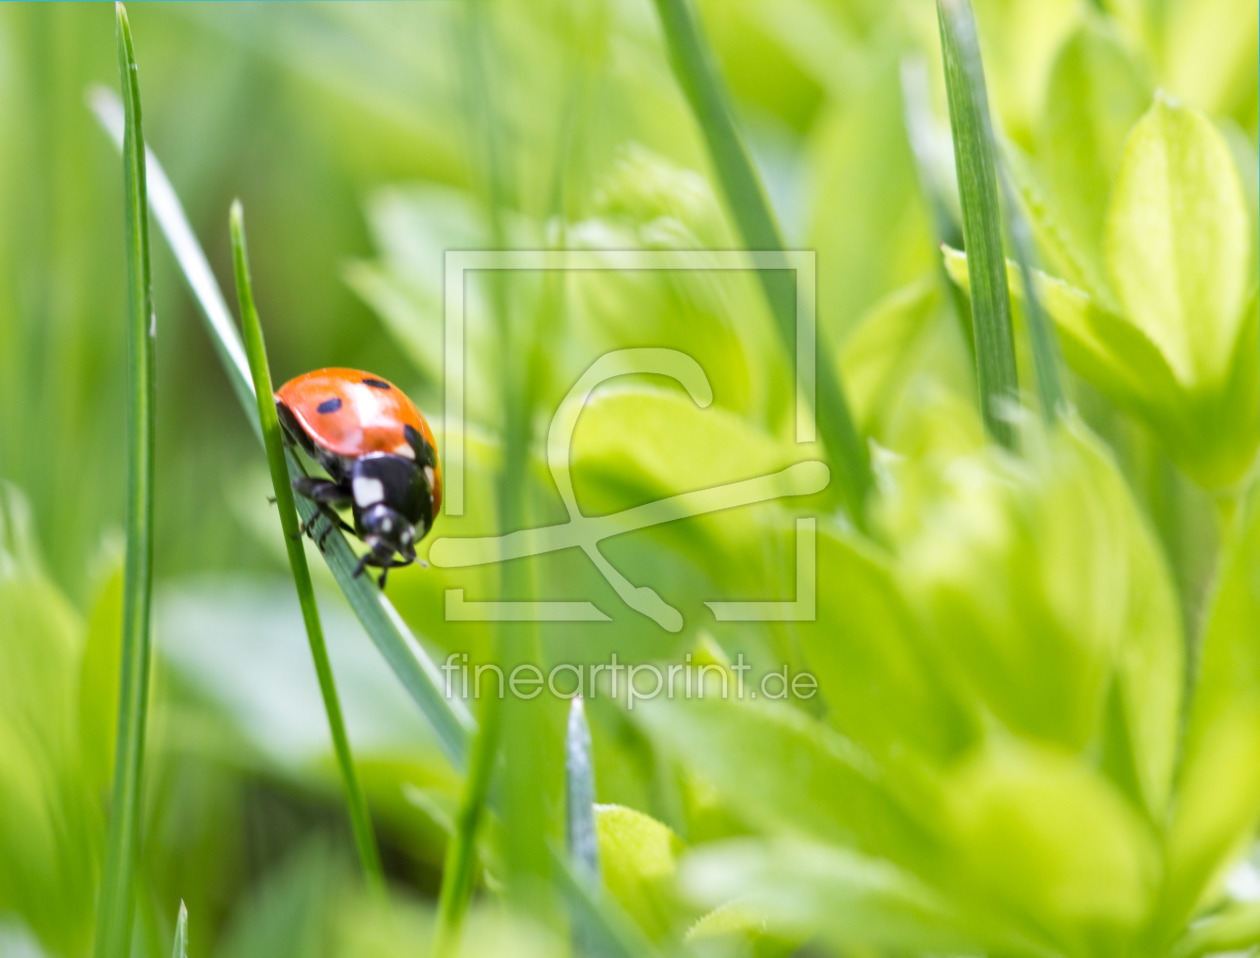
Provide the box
[275,367,441,588]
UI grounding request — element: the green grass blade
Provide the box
[651,0,872,526]
[999,166,1066,422]
[87,88,473,770]
[899,54,974,351]
[435,7,535,949]
[936,0,1020,448]
[565,697,602,956]
[94,6,156,956]
[230,201,385,894]
[565,697,599,883]
[170,902,188,958]
[550,848,656,958]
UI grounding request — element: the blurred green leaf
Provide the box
[1165,485,1260,935]
[1169,898,1260,958]
[1039,20,1151,299]
[945,247,1260,489]
[78,560,124,797]
[801,526,978,764]
[0,485,101,956]
[1106,95,1251,399]
[680,838,982,956]
[901,421,1183,815]
[943,738,1159,957]
[1161,0,1259,123]
[631,693,937,872]
[595,804,686,943]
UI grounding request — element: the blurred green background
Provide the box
[0,1,1257,956]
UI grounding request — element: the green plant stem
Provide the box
[230,202,385,895]
[937,0,1020,448]
[94,6,155,956]
[652,0,872,527]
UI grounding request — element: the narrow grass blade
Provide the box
[936,0,1020,448]
[436,7,537,949]
[565,698,600,882]
[88,88,473,771]
[94,6,156,956]
[899,54,974,352]
[566,698,602,956]
[230,202,385,893]
[551,847,656,958]
[999,167,1066,422]
[170,902,188,958]
[651,0,872,526]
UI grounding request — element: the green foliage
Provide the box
[0,486,105,956]
[0,1,1257,956]
[950,93,1259,489]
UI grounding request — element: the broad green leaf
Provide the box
[680,838,980,956]
[1165,486,1260,932]
[596,804,687,942]
[0,485,99,957]
[631,694,938,873]
[970,0,1081,144]
[801,527,978,764]
[807,59,935,338]
[943,739,1160,957]
[1105,96,1250,392]
[838,279,945,434]
[1040,20,1151,294]
[1168,898,1260,958]
[77,560,124,796]
[900,421,1183,815]
[1162,0,1259,123]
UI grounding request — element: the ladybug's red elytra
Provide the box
[275,367,441,588]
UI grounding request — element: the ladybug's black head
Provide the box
[349,453,433,568]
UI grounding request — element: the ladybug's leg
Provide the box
[292,477,354,542]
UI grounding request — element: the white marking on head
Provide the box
[424,466,435,488]
[394,441,416,458]
[353,476,385,508]
[381,517,394,533]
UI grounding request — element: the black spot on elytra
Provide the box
[317,397,343,414]
[362,377,391,390]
